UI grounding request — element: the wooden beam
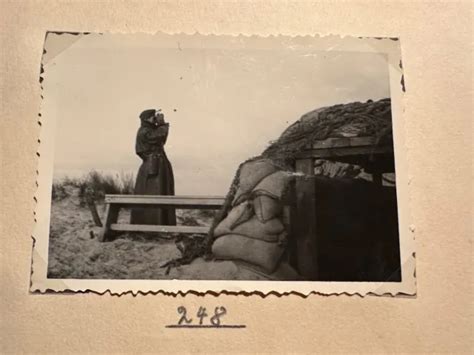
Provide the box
[291,176,318,280]
[310,136,377,149]
[98,204,120,242]
[295,158,314,175]
[86,196,102,227]
[294,145,393,160]
[373,173,383,185]
[110,223,210,235]
[104,195,225,209]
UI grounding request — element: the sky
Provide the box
[43,34,390,195]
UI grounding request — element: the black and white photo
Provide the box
[32,33,415,295]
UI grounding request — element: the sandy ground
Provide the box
[47,185,269,280]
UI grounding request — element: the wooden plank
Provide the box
[110,203,222,210]
[98,204,120,242]
[106,194,225,201]
[86,196,102,227]
[310,136,376,149]
[104,194,225,209]
[292,176,318,280]
[294,145,393,160]
[373,173,383,185]
[295,158,314,175]
[110,223,210,235]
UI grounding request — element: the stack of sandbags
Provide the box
[211,159,293,273]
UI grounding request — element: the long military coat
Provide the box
[130,121,177,225]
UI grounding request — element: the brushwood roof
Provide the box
[262,98,393,161]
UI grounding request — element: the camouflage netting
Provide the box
[208,97,393,243]
[179,99,394,274]
[262,98,393,165]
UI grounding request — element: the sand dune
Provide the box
[47,185,268,280]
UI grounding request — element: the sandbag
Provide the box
[214,201,254,237]
[232,159,278,206]
[253,194,282,222]
[233,216,285,242]
[212,233,286,273]
[215,208,284,241]
[232,260,303,280]
[253,170,293,200]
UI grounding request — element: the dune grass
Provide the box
[52,170,135,204]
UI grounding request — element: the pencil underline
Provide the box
[165,324,246,329]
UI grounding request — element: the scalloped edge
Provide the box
[31,31,416,297]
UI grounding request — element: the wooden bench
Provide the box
[99,194,225,242]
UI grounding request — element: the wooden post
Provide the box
[291,176,318,280]
[85,186,102,227]
[98,203,120,242]
[86,196,102,227]
[373,172,382,185]
[292,158,318,280]
[295,158,314,176]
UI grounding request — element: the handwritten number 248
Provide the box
[177,306,227,326]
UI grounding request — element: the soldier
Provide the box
[130,109,176,225]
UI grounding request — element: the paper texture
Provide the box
[0,1,472,353]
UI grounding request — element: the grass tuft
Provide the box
[52,170,135,204]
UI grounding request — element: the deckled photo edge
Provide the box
[31,31,416,297]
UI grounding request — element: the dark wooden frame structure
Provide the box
[289,136,395,280]
[294,136,395,182]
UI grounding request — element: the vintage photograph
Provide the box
[32,33,415,295]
